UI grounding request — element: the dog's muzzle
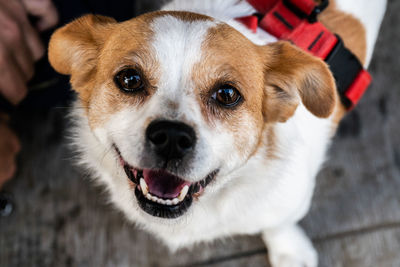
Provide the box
[114,120,217,219]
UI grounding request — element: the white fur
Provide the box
[71,1,386,267]
[263,224,318,267]
[162,0,278,45]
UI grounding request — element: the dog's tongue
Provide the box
[143,169,191,199]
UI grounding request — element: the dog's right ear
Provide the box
[260,41,337,122]
[48,14,116,87]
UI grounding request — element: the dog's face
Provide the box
[49,12,335,220]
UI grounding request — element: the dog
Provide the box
[48,0,386,266]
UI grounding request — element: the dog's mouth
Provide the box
[115,147,218,219]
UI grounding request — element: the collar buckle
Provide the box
[283,0,329,23]
[309,0,329,22]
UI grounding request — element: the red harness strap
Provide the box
[237,0,371,110]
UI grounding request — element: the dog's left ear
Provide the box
[49,14,116,75]
[261,41,337,122]
[48,14,116,98]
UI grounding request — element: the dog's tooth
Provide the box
[172,198,179,205]
[165,199,172,205]
[178,185,189,202]
[157,199,163,204]
[151,195,158,202]
[140,178,148,196]
[146,193,152,200]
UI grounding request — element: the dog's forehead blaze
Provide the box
[87,11,215,129]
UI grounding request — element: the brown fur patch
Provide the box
[192,23,266,155]
[194,25,265,124]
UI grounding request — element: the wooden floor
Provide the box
[1,1,400,266]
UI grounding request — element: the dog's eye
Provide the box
[114,69,144,92]
[212,85,242,107]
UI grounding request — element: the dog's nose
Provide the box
[146,120,196,160]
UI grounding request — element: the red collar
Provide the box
[237,0,371,110]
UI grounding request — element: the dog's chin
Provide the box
[115,147,218,219]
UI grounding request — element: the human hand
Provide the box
[0,115,20,189]
[0,0,58,105]
[21,0,59,32]
[0,0,58,189]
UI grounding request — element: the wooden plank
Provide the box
[186,226,400,267]
[189,253,269,267]
[316,226,400,267]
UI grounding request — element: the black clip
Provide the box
[325,35,364,109]
[283,0,329,23]
[308,0,329,23]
